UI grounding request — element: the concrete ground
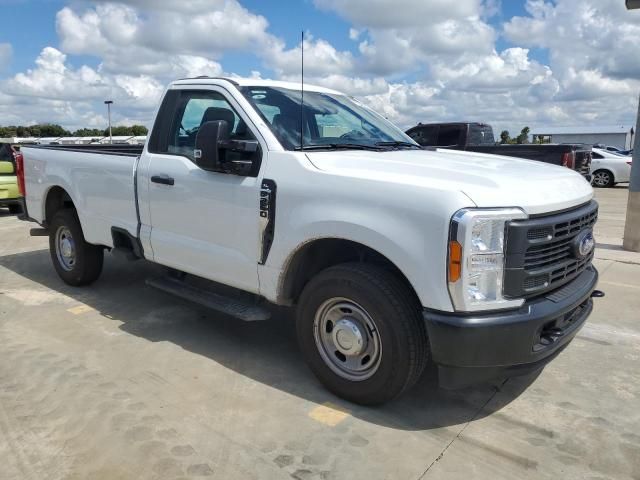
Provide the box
[0,187,639,480]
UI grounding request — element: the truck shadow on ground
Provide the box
[0,248,541,432]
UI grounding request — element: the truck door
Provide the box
[142,87,265,294]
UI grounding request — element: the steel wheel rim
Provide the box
[313,297,382,381]
[593,171,610,187]
[55,226,76,271]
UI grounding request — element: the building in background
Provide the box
[531,125,634,149]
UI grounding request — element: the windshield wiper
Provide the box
[294,143,386,152]
[374,141,421,149]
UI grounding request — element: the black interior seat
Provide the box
[200,107,235,134]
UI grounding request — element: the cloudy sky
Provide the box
[1,0,639,135]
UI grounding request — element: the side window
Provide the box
[258,104,281,123]
[409,126,438,146]
[436,126,463,146]
[592,152,603,159]
[164,90,256,161]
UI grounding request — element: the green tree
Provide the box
[73,128,105,137]
[130,125,148,136]
[516,126,530,144]
[499,130,510,144]
[0,126,18,137]
[2,124,150,138]
[37,124,71,137]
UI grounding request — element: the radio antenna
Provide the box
[300,29,304,150]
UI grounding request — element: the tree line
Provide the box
[0,124,148,138]
[499,127,548,144]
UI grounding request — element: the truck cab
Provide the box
[16,77,601,405]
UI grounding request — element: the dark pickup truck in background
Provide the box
[406,122,592,179]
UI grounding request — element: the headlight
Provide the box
[448,208,527,312]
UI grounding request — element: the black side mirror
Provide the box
[195,120,229,172]
[195,120,260,174]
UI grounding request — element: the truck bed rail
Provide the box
[24,144,144,156]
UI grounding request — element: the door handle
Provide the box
[151,174,175,186]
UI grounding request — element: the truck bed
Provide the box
[458,144,592,177]
[21,144,141,247]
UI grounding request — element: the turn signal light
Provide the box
[448,240,462,282]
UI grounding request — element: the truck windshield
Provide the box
[240,86,418,151]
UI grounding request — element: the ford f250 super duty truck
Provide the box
[16,77,602,405]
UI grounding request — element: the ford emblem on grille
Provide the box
[572,229,595,259]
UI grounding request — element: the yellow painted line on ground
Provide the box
[599,280,640,290]
[308,402,351,426]
[67,305,95,315]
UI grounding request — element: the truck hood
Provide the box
[305,148,593,215]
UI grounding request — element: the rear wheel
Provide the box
[49,209,104,286]
[296,263,429,405]
[592,169,614,188]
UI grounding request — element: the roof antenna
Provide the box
[300,29,304,150]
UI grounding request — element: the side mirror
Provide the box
[194,120,229,172]
[194,120,260,174]
[0,161,15,174]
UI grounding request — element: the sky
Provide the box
[0,0,639,136]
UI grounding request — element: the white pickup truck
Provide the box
[16,77,602,405]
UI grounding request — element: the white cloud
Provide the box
[315,0,497,76]
[5,48,110,100]
[0,0,638,137]
[265,36,355,78]
[1,47,163,130]
[314,0,481,28]
[504,0,640,82]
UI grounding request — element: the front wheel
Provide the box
[296,263,429,405]
[49,209,104,286]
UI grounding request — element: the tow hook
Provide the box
[591,290,605,298]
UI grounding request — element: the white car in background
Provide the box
[591,148,632,188]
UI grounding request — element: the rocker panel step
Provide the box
[145,276,271,322]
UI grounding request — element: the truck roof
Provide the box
[172,76,344,96]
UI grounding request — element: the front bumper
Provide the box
[424,266,598,388]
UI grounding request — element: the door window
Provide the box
[160,90,257,162]
[436,126,463,146]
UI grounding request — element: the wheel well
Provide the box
[45,186,75,226]
[279,238,418,305]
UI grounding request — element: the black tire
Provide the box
[296,262,429,405]
[49,209,104,286]
[592,169,614,188]
[8,204,22,215]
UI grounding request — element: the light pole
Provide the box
[623,1,640,251]
[104,100,113,145]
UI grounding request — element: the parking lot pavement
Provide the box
[0,187,639,480]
